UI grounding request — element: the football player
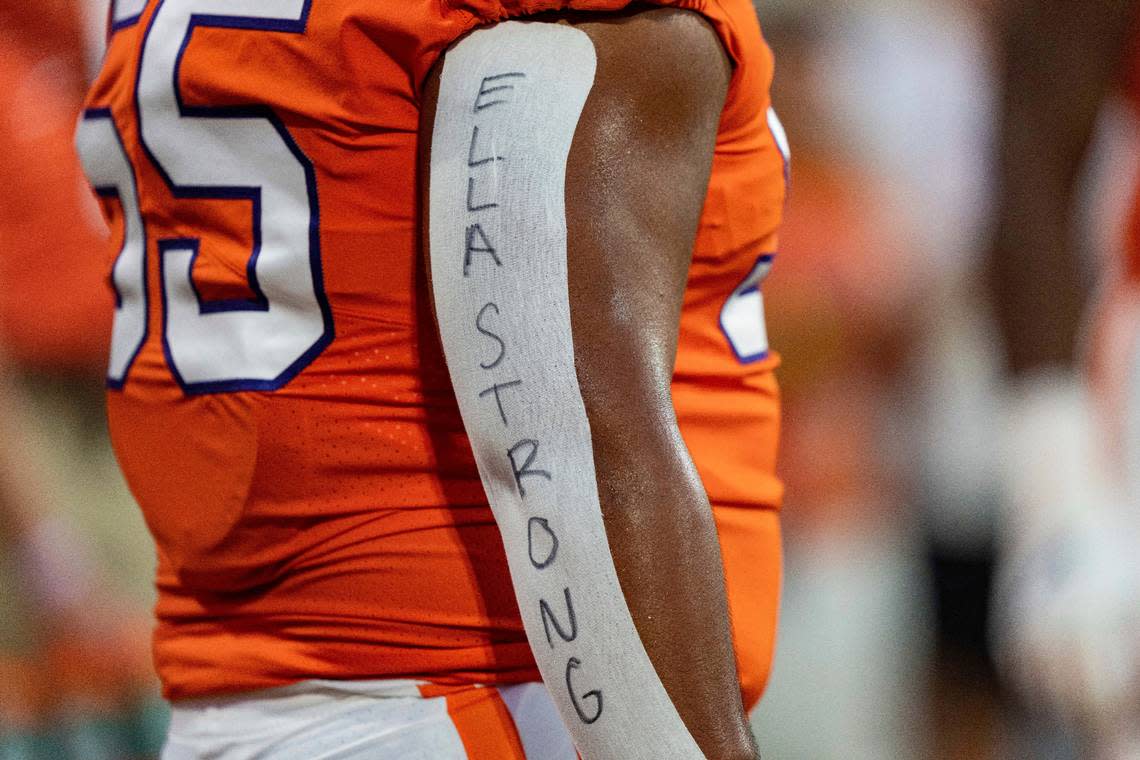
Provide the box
[989,0,1140,755]
[76,1,787,757]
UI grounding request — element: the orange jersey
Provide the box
[0,15,113,373]
[79,0,786,705]
[1126,27,1140,281]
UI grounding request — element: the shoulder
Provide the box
[428,7,730,135]
[558,7,731,124]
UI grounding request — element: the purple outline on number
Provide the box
[718,253,775,364]
[136,0,334,395]
[109,0,146,33]
[766,108,791,188]
[82,108,150,391]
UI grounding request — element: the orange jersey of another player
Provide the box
[0,7,114,374]
[1125,26,1140,281]
[79,0,786,706]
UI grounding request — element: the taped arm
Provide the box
[421,9,757,760]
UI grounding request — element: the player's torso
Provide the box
[81,0,474,585]
[79,0,785,697]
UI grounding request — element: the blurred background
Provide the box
[1,2,166,758]
[0,0,1136,758]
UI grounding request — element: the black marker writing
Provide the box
[467,176,498,213]
[507,439,552,497]
[464,223,501,276]
[476,302,506,370]
[474,72,526,112]
[566,657,604,725]
[461,68,608,732]
[479,380,523,427]
[468,125,503,168]
[540,587,578,647]
[528,517,559,569]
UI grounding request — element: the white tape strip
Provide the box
[429,21,703,759]
[498,683,577,760]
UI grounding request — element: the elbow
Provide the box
[584,395,715,527]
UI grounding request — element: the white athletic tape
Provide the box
[429,21,704,759]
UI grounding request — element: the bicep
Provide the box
[564,10,729,420]
[422,9,730,437]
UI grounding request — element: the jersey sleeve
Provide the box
[436,0,773,134]
[445,0,761,72]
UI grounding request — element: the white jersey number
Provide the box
[719,254,774,363]
[76,111,149,388]
[718,109,787,363]
[79,0,332,394]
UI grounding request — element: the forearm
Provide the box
[989,177,1083,375]
[0,383,99,618]
[590,418,757,759]
[0,382,50,538]
[989,0,1139,375]
[990,16,1087,375]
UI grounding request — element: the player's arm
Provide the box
[0,360,71,595]
[0,360,112,625]
[988,0,1140,732]
[989,0,1138,374]
[422,9,757,759]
